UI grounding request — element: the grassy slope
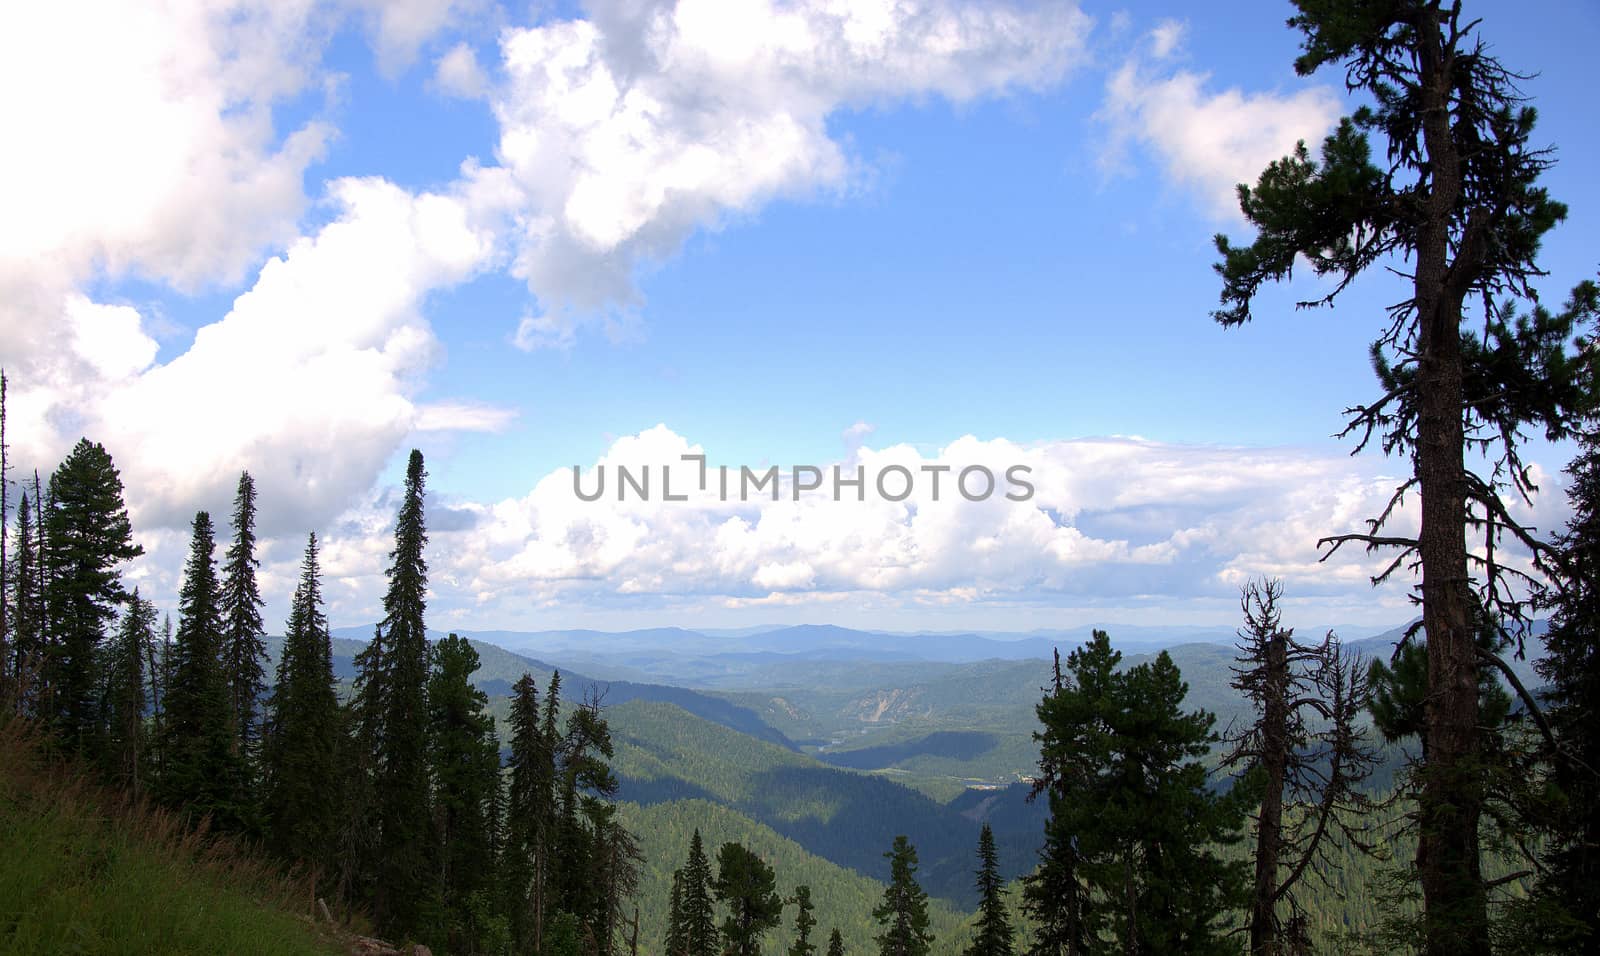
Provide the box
[0,725,337,956]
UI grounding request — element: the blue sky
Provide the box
[3,0,1597,634]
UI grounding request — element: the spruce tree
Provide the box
[219,471,267,759]
[665,869,687,956]
[1033,632,1248,954]
[42,438,142,753]
[788,885,817,956]
[827,929,844,956]
[1212,5,1600,950]
[873,836,932,956]
[104,588,156,797]
[1527,429,1600,947]
[429,633,502,953]
[680,830,719,956]
[373,449,433,936]
[158,511,247,829]
[261,533,340,871]
[964,825,1012,956]
[505,671,548,951]
[714,841,783,956]
[7,490,38,712]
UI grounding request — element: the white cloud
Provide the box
[434,41,489,98]
[1100,27,1341,218]
[346,0,481,74]
[472,0,1094,346]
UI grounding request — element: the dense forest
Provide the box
[4,2,1600,955]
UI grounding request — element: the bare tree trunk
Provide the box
[1249,633,1288,955]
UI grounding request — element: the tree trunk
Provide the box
[1413,8,1489,953]
[1250,633,1288,955]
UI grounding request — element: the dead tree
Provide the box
[1223,579,1379,955]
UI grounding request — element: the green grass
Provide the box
[0,723,338,956]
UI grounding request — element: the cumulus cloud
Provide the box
[470,0,1094,346]
[1099,23,1341,218]
[396,426,1435,622]
[434,41,490,97]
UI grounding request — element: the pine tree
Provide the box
[1021,809,1087,956]
[1222,580,1377,954]
[103,589,156,797]
[261,533,340,871]
[219,471,267,760]
[429,633,502,954]
[1212,5,1600,950]
[505,671,549,952]
[873,836,932,956]
[158,511,247,829]
[1,369,10,711]
[788,885,817,956]
[964,826,1012,956]
[665,869,687,956]
[714,841,783,956]
[1033,632,1248,954]
[680,830,719,956]
[1532,428,1600,946]
[827,929,845,956]
[373,449,433,936]
[7,490,39,712]
[42,438,142,754]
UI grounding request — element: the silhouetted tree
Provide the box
[1212,4,1600,950]
[219,471,266,761]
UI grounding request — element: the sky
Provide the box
[2,0,1597,636]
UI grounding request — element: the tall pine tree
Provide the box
[42,438,142,754]
[788,885,817,956]
[713,842,783,956]
[219,471,267,760]
[679,829,718,956]
[7,490,39,712]
[103,588,156,797]
[261,533,340,871]
[158,511,247,829]
[371,449,433,936]
[873,836,932,956]
[505,671,550,952]
[964,825,1013,956]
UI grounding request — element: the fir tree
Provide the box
[1021,808,1087,956]
[7,490,39,712]
[1532,428,1600,948]
[827,929,845,956]
[505,671,549,952]
[665,868,687,956]
[964,825,1012,956]
[873,836,932,956]
[429,633,502,954]
[42,438,142,753]
[680,830,718,956]
[1033,632,1248,954]
[714,841,783,956]
[373,449,433,936]
[158,511,247,829]
[788,885,817,956]
[219,471,267,759]
[103,588,156,797]
[260,533,340,871]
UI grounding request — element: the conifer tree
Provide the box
[1021,811,1087,956]
[714,841,783,956]
[261,533,340,871]
[1212,5,1600,950]
[429,633,502,953]
[1,369,9,710]
[1533,429,1600,948]
[7,490,38,711]
[1222,580,1377,954]
[827,929,845,956]
[788,885,817,956]
[666,869,687,956]
[1033,632,1247,954]
[104,588,156,797]
[874,836,932,956]
[680,830,719,956]
[372,449,433,936]
[964,825,1012,956]
[505,671,549,952]
[42,438,141,753]
[219,471,267,759]
[158,511,246,829]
